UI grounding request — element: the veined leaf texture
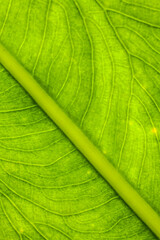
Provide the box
[0,0,160,239]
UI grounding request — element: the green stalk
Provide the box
[0,42,160,238]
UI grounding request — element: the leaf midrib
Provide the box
[0,42,160,238]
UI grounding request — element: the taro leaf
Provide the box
[0,0,160,239]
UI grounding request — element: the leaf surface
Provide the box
[0,0,160,239]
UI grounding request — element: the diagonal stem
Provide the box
[0,42,160,239]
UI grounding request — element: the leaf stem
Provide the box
[0,42,160,238]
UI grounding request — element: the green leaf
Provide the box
[0,0,160,239]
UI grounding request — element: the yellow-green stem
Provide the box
[0,42,160,238]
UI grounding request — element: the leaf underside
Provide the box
[0,0,160,239]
